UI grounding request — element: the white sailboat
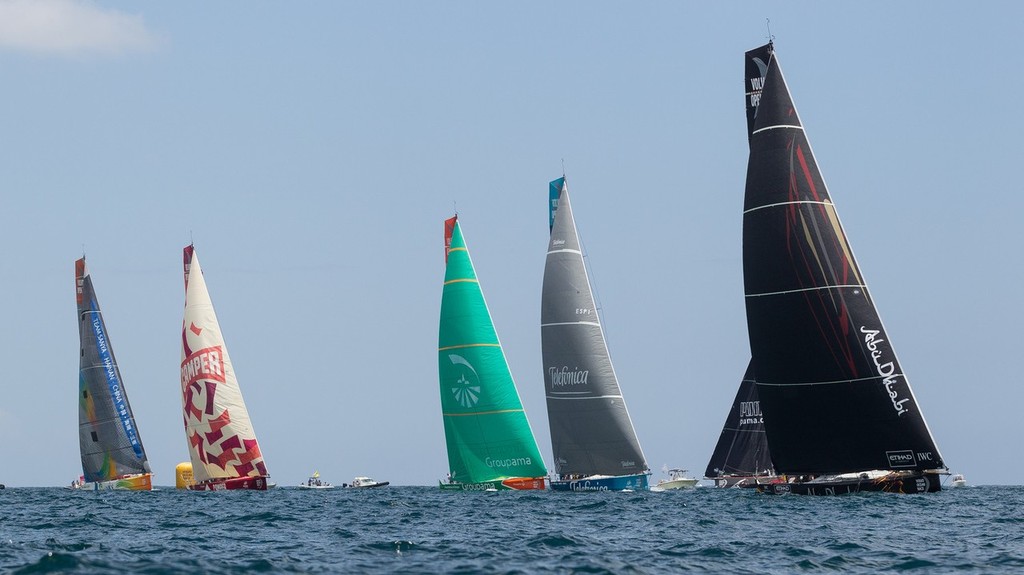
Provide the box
[180,245,270,491]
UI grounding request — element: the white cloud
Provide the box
[0,0,160,56]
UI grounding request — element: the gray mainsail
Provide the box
[541,178,647,477]
[76,257,151,482]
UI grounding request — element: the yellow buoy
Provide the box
[175,462,194,489]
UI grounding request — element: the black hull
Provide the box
[708,475,777,489]
[754,473,941,496]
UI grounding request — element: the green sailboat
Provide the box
[438,215,548,491]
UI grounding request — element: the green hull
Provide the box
[439,480,510,491]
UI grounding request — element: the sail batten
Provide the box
[742,42,944,476]
[756,375,905,387]
[541,321,602,327]
[751,124,803,135]
[743,200,833,214]
[745,282,864,294]
[541,179,648,480]
[547,394,625,401]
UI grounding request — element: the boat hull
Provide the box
[708,475,777,488]
[188,476,270,491]
[75,473,153,491]
[755,472,941,496]
[550,473,649,492]
[439,477,546,491]
[346,481,389,489]
[655,478,699,490]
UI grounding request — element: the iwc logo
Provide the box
[448,354,481,408]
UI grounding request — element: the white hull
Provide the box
[346,476,389,489]
[655,477,699,490]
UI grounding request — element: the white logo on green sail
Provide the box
[448,354,481,408]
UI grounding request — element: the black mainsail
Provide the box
[742,42,944,478]
[704,362,773,482]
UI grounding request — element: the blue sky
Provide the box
[1,1,1019,488]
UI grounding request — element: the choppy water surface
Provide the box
[1,485,1021,573]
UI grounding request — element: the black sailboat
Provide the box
[704,362,774,487]
[741,42,946,495]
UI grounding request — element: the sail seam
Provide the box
[751,124,803,135]
[443,278,478,285]
[546,248,582,255]
[438,343,500,351]
[756,374,903,387]
[546,394,625,400]
[745,284,866,297]
[743,199,832,214]
[541,321,601,327]
[443,408,524,417]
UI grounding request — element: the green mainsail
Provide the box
[438,216,547,487]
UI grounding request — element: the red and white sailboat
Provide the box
[180,245,270,491]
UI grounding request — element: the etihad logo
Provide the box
[549,366,589,387]
[448,354,481,408]
[181,346,226,387]
[886,450,917,469]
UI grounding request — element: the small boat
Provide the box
[344,476,389,489]
[951,474,967,487]
[74,257,153,491]
[541,178,650,492]
[437,216,548,492]
[738,42,946,495]
[655,468,699,491]
[704,363,777,488]
[180,245,271,491]
[299,472,334,489]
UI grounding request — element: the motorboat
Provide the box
[344,476,389,489]
[654,468,699,491]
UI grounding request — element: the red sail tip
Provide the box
[75,258,86,306]
[444,216,458,263]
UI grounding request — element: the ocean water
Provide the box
[1,485,1021,574]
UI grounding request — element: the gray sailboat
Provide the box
[542,177,649,491]
[74,257,152,490]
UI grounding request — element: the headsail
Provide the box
[742,43,944,475]
[438,217,547,484]
[180,245,269,485]
[76,258,151,483]
[704,361,772,478]
[541,179,647,477]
